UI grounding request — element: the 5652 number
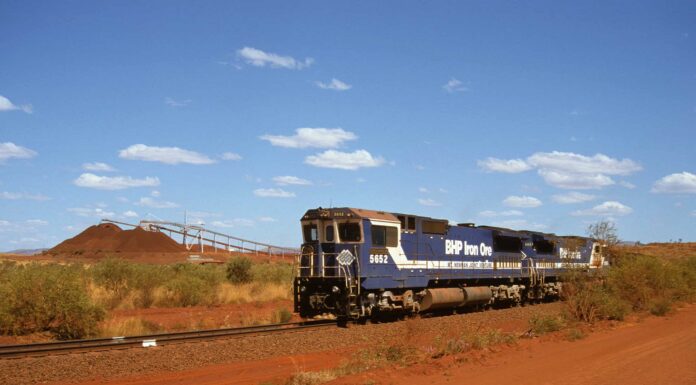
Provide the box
[369,254,389,264]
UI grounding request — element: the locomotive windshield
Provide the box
[303,223,318,242]
[338,222,362,242]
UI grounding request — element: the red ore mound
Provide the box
[50,223,185,254]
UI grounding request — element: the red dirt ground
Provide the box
[337,307,696,385]
[58,304,696,385]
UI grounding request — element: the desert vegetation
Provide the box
[0,257,294,339]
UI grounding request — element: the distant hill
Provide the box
[2,248,49,255]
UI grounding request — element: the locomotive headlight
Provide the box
[332,286,340,294]
[300,286,306,292]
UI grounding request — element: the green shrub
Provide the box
[161,264,224,307]
[562,252,696,323]
[130,264,171,308]
[272,308,293,323]
[566,328,586,341]
[562,270,630,322]
[226,256,253,284]
[0,263,104,339]
[91,258,135,307]
[529,314,565,335]
[649,299,671,316]
[251,262,294,284]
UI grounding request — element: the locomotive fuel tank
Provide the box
[419,286,493,311]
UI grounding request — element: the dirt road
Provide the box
[350,305,696,385]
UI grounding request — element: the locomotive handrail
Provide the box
[296,248,361,279]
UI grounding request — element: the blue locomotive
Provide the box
[294,207,605,322]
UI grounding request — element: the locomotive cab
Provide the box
[295,208,374,319]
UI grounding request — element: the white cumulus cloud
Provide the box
[68,207,116,218]
[479,151,641,190]
[418,198,442,207]
[164,97,191,107]
[123,210,139,218]
[74,173,160,190]
[273,176,312,186]
[1,191,50,201]
[305,149,385,170]
[119,144,215,165]
[551,192,596,204]
[211,218,255,228]
[237,47,313,70]
[315,78,352,91]
[491,219,547,231]
[651,172,696,194]
[0,142,37,163]
[260,128,357,149]
[443,78,468,93]
[253,188,296,198]
[619,181,636,189]
[82,162,116,172]
[136,197,179,208]
[537,169,615,190]
[26,219,48,226]
[478,210,524,217]
[478,158,532,173]
[527,151,641,175]
[572,201,633,216]
[0,95,32,113]
[221,152,242,161]
[503,195,542,208]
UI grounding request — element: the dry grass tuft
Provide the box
[99,317,161,337]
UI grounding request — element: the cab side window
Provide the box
[371,225,398,247]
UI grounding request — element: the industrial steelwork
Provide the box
[101,219,299,259]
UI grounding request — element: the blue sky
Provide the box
[1,1,695,250]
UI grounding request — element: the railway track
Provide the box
[0,319,336,359]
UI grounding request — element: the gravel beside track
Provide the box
[2,303,561,385]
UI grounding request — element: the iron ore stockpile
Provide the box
[45,223,188,262]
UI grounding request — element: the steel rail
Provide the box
[0,320,336,359]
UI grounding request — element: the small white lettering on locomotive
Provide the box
[445,239,492,257]
[559,248,582,259]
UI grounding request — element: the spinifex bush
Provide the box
[561,269,629,323]
[226,256,253,284]
[608,253,694,312]
[251,261,293,284]
[161,263,225,307]
[91,257,135,308]
[0,263,104,339]
[562,252,696,322]
[129,263,171,308]
[529,313,565,335]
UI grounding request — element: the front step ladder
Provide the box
[338,277,361,327]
